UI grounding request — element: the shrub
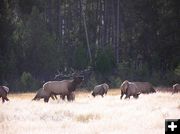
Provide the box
[95,47,115,74]
[84,75,98,91]
[174,64,180,76]
[117,61,131,80]
[109,76,122,88]
[73,45,89,70]
[19,72,40,92]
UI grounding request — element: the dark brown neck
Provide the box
[68,80,78,92]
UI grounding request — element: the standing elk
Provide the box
[33,88,75,101]
[43,76,83,102]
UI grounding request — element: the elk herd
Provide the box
[0,77,180,103]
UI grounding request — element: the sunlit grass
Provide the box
[0,89,180,134]
[75,113,101,123]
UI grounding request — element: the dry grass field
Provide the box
[0,89,180,134]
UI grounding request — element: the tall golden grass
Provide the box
[0,89,180,134]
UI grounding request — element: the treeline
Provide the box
[0,0,179,92]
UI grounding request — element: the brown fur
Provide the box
[132,82,156,93]
[52,92,75,101]
[120,80,140,99]
[43,76,83,102]
[92,83,109,97]
[0,86,9,103]
[32,88,58,101]
[67,92,75,101]
[155,87,173,92]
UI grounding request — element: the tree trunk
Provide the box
[80,0,92,64]
[47,0,52,33]
[116,0,120,64]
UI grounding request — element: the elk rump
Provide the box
[92,83,109,97]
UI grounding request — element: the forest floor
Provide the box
[0,89,180,134]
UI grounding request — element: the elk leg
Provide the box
[60,95,65,100]
[4,96,9,101]
[44,96,50,103]
[125,95,130,99]
[2,98,5,103]
[54,95,58,99]
[51,95,55,100]
[120,93,124,99]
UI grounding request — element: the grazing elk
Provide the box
[92,83,109,97]
[0,86,10,103]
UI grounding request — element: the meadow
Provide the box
[0,89,180,134]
